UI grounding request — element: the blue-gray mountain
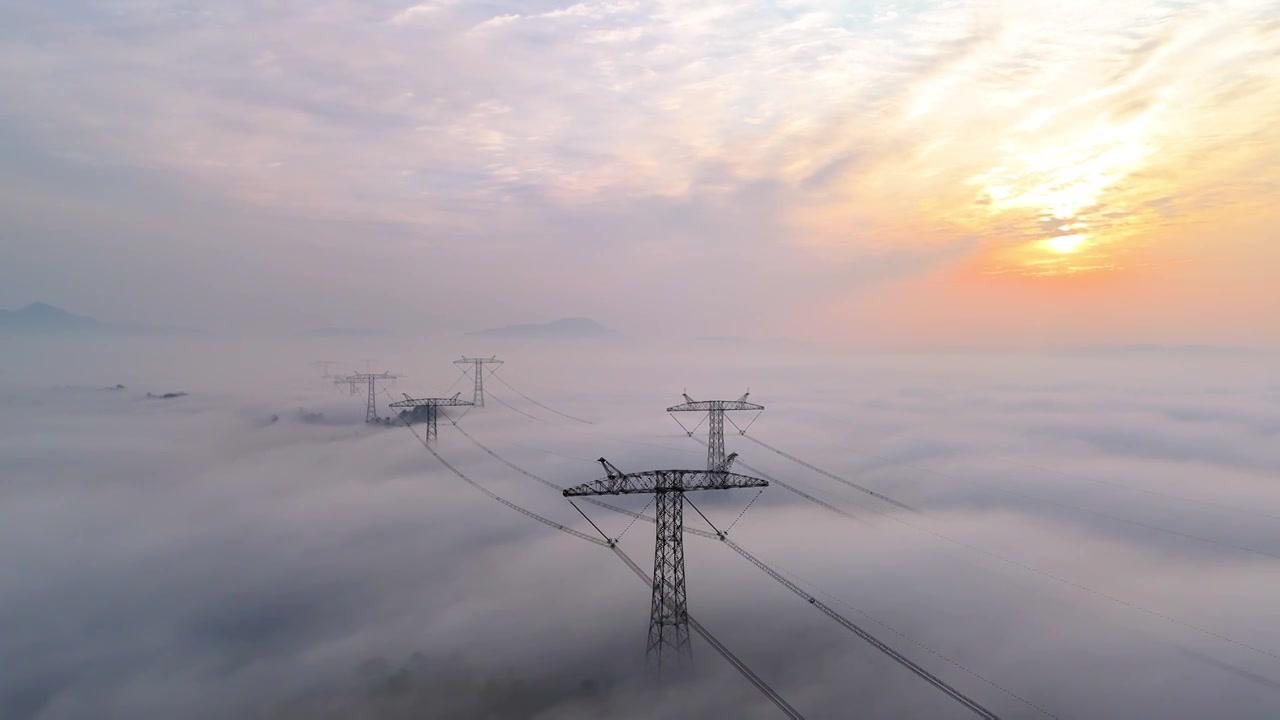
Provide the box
[0,303,99,333]
[0,303,192,335]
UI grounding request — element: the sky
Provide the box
[2,339,1280,718]
[1,0,1278,345]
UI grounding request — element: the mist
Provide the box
[2,334,1279,718]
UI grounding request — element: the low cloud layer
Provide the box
[2,337,1279,718]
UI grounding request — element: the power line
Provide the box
[452,424,1045,718]
[726,490,764,534]
[564,458,770,671]
[742,431,1279,558]
[720,536,1002,719]
[487,387,549,423]
[443,370,468,395]
[611,544,806,720]
[431,386,1280,710]
[490,372,595,424]
[450,421,737,547]
[734,433,1280,666]
[384,390,604,547]
[383,390,803,717]
[787,568,1058,719]
[465,386,1280,670]
[616,494,656,543]
[740,434,918,513]
[691,437,858,521]
[450,422,703,537]
[650,389,1280,671]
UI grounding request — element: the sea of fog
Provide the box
[2,335,1279,718]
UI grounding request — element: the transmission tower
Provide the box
[388,392,474,442]
[668,392,764,471]
[337,372,400,422]
[564,458,767,673]
[453,356,503,407]
[333,376,358,394]
[311,360,341,379]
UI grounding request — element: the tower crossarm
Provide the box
[388,395,474,408]
[562,469,768,497]
[667,399,765,412]
[667,392,762,413]
[339,372,398,381]
[568,454,769,672]
[453,356,503,366]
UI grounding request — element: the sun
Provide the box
[1041,234,1087,254]
[965,101,1163,276]
[987,232,1115,277]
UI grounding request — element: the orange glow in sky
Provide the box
[2,0,1278,344]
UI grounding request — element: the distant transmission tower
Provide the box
[333,376,358,394]
[564,458,767,673]
[453,356,503,407]
[387,392,474,442]
[668,392,764,471]
[311,360,340,379]
[337,372,400,422]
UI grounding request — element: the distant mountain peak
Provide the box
[468,317,617,339]
[0,302,98,333]
[21,301,83,317]
[0,302,191,335]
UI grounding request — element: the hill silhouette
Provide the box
[0,303,99,333]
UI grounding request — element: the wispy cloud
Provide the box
[0,0,1277,339]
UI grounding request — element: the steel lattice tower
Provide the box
[649,488,689,664]
[387,392,474,441]
[336,372,400,422]
[668,392,765,471]
[311,360,340,380]
[563,458,768,673]
[453,356,503,407]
